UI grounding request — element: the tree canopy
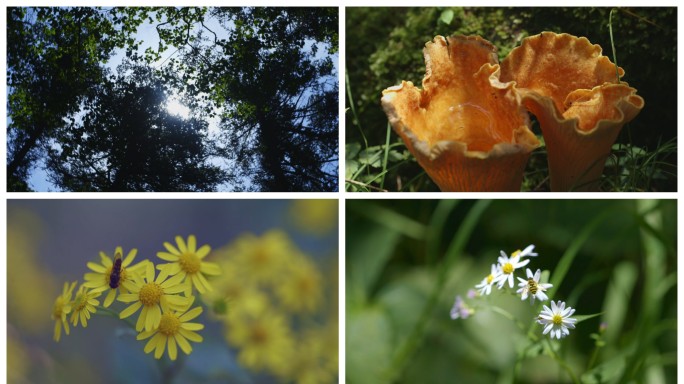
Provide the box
[7,7,339,192]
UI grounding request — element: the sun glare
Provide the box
[166,97,191,119]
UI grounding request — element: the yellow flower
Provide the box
[275,253,323,314]
[69,285,101,328]
[118,262,192,332]
[51,281,76,342]
[83,246,147,307]
[225,304,294,376]
[156,235,221,295]
[137,306,205,361]
[290,200,338,235]
[226,230,296,285]
[286,330,337,384]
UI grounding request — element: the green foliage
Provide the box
[346,200,677,383]
[346,7,676,192]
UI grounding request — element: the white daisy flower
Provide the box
[450,295,473,320]
[538,300,577,339]
[475,264,500,296]
[516,268,553,304]
[493,250,530,289]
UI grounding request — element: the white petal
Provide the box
[551,301,558,313]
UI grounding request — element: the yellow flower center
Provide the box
[486,274,494,284]
[158,313,181,336]
[139,282,163,306]
[52,298,66,319]
[249,323,268,345]
[502,263,514,274]
[512,250,521,257]
[552,314,563,325]
[179,253,201,274]
[73,292,88,312]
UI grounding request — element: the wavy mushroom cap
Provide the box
[500,32,644,191]
[381,35,539,192]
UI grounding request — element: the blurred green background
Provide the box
[7,199,338,384]
[346,199,676,383]
[346,7,676,191]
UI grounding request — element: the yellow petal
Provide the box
[137,306,148,331]
[175,334,193,355]
[191,274,206,294]
[144,333,161,353]
[145,263,155,282]
[187,235,197,253]
[176,236,188,254]
[181,322,204,331]
[154,335,166,359]
[104,289,117,308]
[123,248,138,267]
[120,302,142,319]
[179,306,203,322]
[87,262,107,273]
[146,305,159,331]
[137,329,156,340]
[196,244,211,259]
[54,321,61,342]
[118,293,139,303]
[100,252,113,267]
[168,335,178,361]
[196,273,212,292]
[179,328,203,342]
[160,271,185,289]
[200,262,221,275]
[156,252,179,262]
[163,241,180,255]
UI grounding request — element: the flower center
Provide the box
[486,274,494,284]
[179,252,201,274]
[158,313,181,335]
[249,323,269,345]
[502,263,514,274]
[73,292,88,312]
[52,298,66,319]
[512,250,521,257]
[139,282,163,306]
[552,314,563,325]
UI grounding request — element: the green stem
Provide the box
[387,200,490,382]
[587,344,601,371]
[380,121,392,189]
[609,8,621,84]
[489,305,532,337]
[545,338,579,384]
[95,305,136,328]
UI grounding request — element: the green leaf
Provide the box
[573,312,605,323]
[440,9,454,25]
[347,220,401,307]
[346,308,394,384]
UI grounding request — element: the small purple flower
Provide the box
[450,295,473,320]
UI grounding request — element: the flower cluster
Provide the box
[203,229,338,383]
[451,245,577,339]
[51,236,220,360]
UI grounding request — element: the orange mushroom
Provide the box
[500,32,645,191]
[381,35,539,191]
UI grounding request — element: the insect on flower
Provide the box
[109,251,123,289]
[527,278,539,295]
